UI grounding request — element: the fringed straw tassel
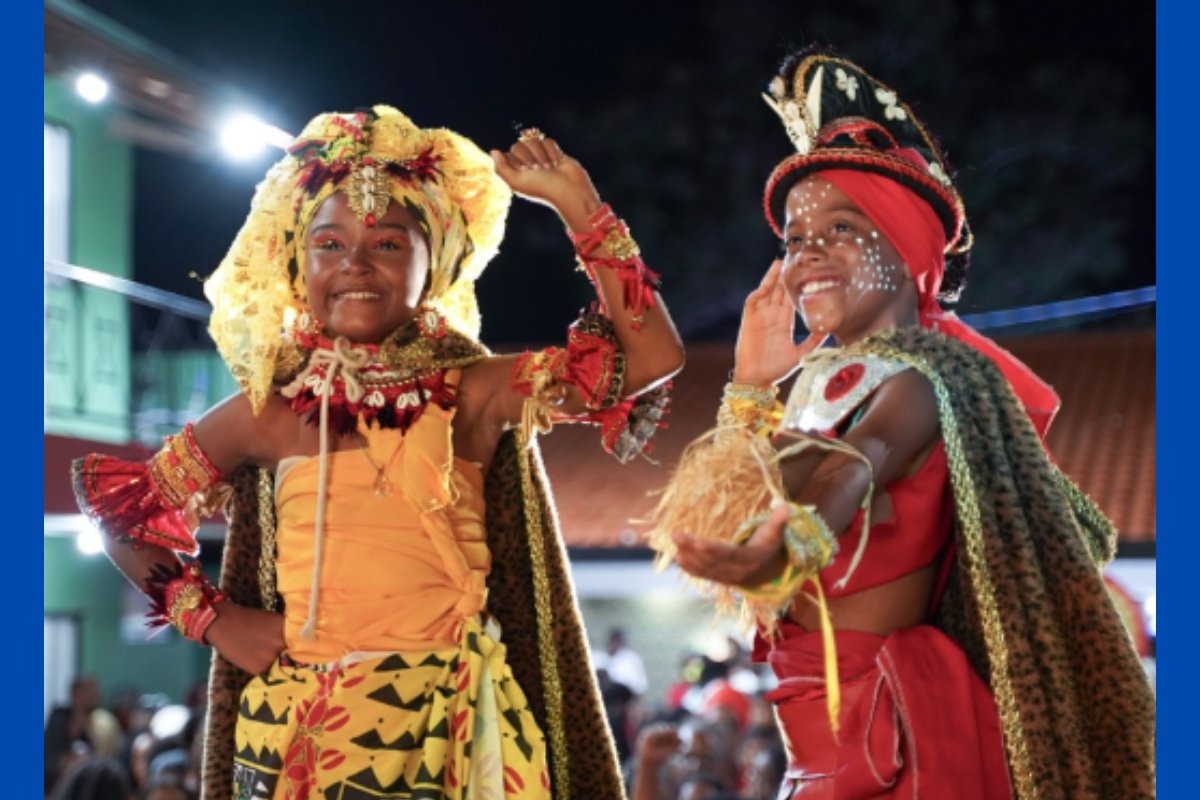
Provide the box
[644,426,780,621]
[644,423,877,737]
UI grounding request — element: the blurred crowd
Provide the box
[44,676,206,800]
[596,629,788,800]
[43,626,1156,800]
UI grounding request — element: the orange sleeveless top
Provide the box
[273,388,489,664]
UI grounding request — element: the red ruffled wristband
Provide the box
[510,311,625,412]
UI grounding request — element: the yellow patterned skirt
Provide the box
[231,617,550,800]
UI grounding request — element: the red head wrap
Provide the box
[817,168,1061,439]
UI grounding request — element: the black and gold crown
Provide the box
[762,52,971,256]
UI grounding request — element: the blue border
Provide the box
[1157,0,1180,793]
[28,5,1167,796]
[19,0,42,793]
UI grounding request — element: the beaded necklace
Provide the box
[277,313,485,435]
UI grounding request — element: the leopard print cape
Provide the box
[201,432,625,800]
[861,326,1155,800]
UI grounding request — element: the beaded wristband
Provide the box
[601,382,671,464]
[145,561,226,643]
[737,503,838,604]
[717,382,783,435]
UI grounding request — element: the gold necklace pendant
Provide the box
[372,471,393,497]
[357,432,400,497]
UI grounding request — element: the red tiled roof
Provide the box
[1005,329,1155,540]
[538,329,1155,547]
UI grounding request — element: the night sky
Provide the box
[76,0,1154,342]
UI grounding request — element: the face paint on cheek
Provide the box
[793,180,824,237]
[848,232,903,293]
[848,238,868,290]
[878,261,900,292]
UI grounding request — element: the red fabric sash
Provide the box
[761,623,1011,798]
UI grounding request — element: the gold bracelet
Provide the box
[600,225,641,260]
[718,382,782,434]
[737,503,838,604]
[146,423,222,508]
[167,583,204,634]
[147,561,225,643]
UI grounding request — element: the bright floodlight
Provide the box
[75,73,109,104]
[76,523,104,556]
[220,113,294,160]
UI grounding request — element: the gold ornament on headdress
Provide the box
[345,161,392,224]
[204,105,512,413]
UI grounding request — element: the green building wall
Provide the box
[44,75,209,702]
[44,75,133,444]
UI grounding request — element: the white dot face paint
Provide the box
[849,235,902,294]
[779,176,909,342]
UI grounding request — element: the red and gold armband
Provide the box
[71,423,224,556]
[569,203,661,330]
[565,312,628,411]
[509,311,626,417]
[145,561,226,643]
[509,311,670,462]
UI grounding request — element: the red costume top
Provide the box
[755,358,1012,798]
[820,441,953,600]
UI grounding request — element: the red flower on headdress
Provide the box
[296,159,352,197]
[383,147,442,183]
